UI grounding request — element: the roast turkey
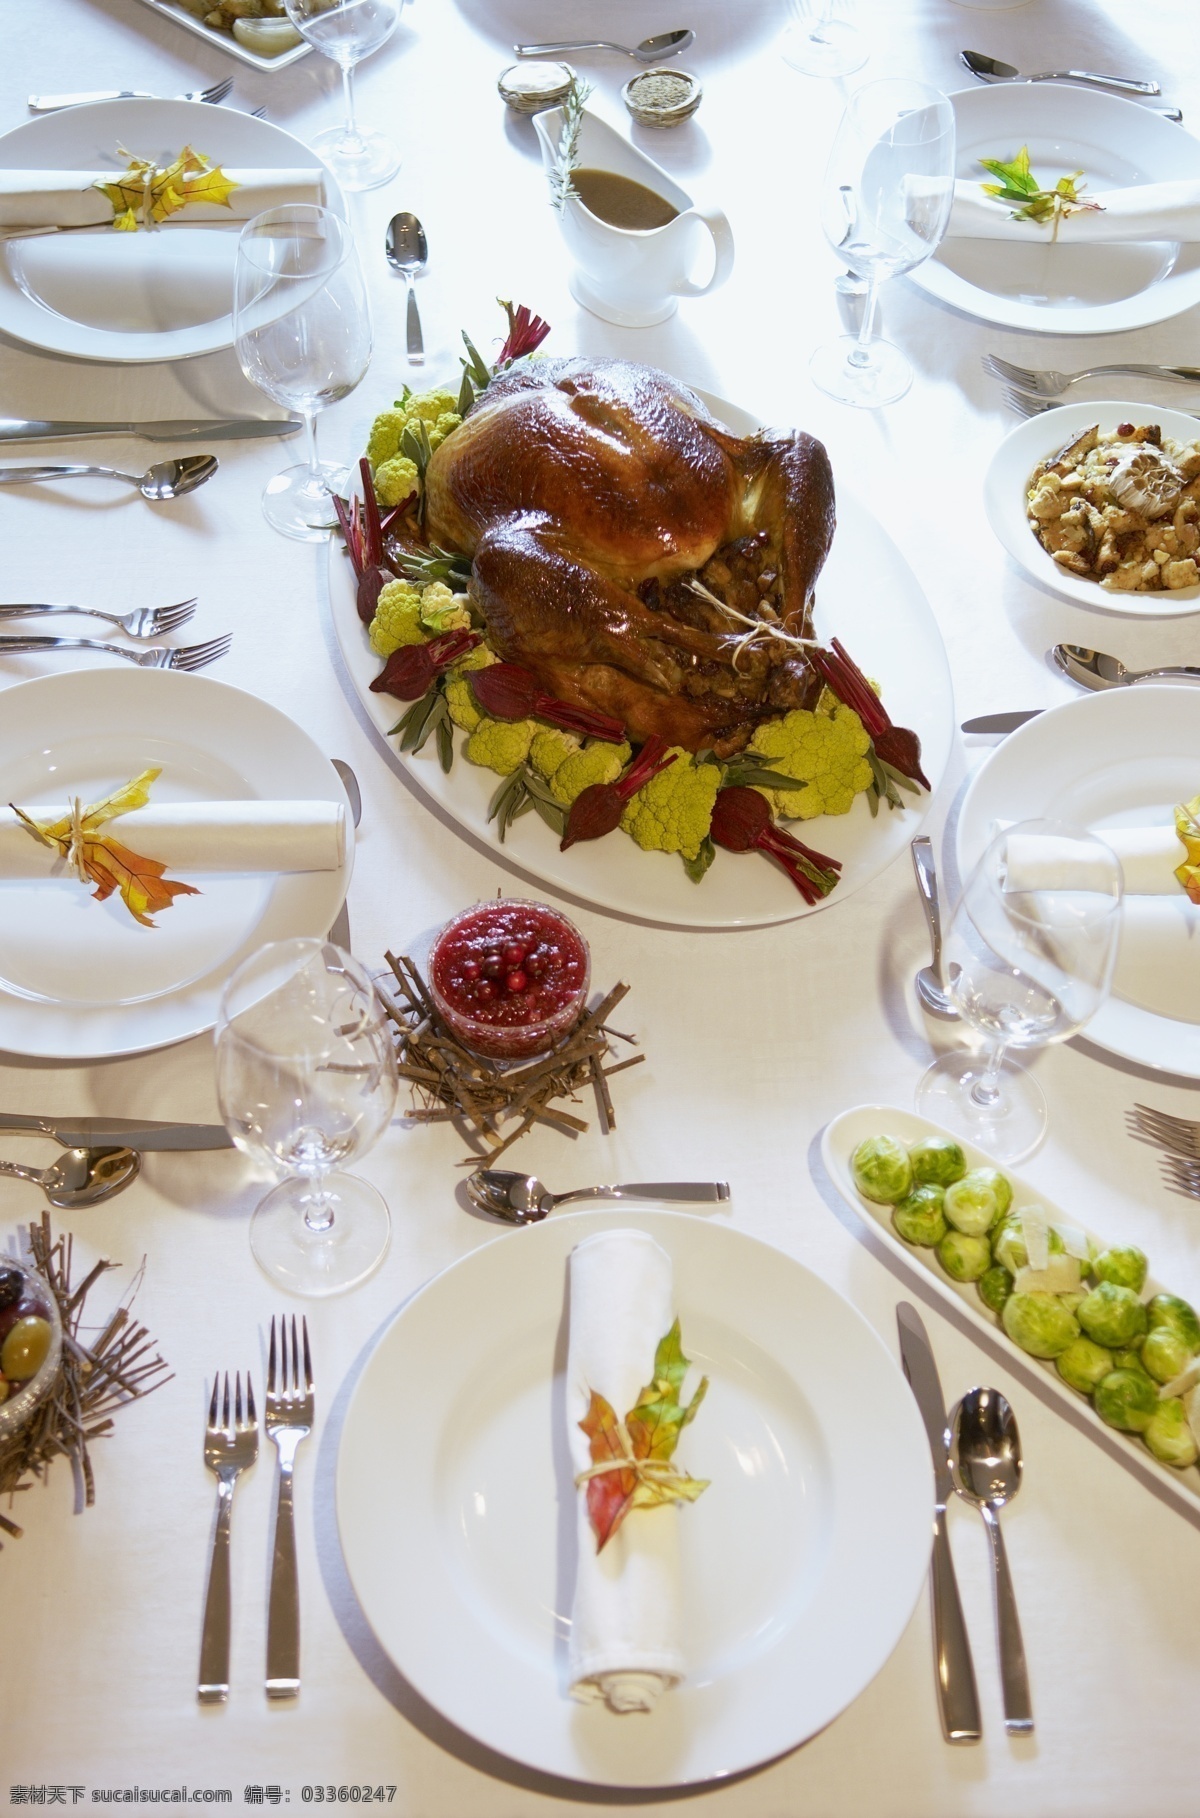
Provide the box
[422,357,836,755]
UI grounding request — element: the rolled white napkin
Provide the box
[566,1230,684,1714]
[0,167,326,230]
[945,177,1200,244]
[0,800,345,879]
[1005,827,1186,896]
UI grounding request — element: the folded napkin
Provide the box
[0,167,326,230]
[566,1230,684,1714]
[0,800,345,880]
[945,178,1200,244]
[1004,826,1186,895]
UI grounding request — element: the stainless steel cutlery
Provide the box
[0,455,218,499]
[0,1113,233,1151]
[1054,644,1200,690]
[949,1389,1033,1735]
[960,49,1159,95]
[198,1371,258,1704]
[896,1302,982,1744]
[0,1144,140,1208]
[910,837,957,1021]
[0,597,197,639]
[265,1317,314,1700]
[0,632,233,671]
[466,1168,731,1224]
[1130,1104,1200,1198]
[961,710,1042,735]
[0,418,301,445]
[982,353,1200,398]
[327,759,362,951]
[30,77,235,111]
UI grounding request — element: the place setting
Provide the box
[4,1,1200,1810]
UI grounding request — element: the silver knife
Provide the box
[0,418,302,445]
[0,1114,232,1152]
[961,711,1041,735]
[896,1302,983,1744]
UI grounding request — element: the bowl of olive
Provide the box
[0,1258,61,1443]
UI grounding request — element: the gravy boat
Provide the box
[534,106,734,326]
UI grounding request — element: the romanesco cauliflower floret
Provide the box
[428,411,462,452]
[366,407,408,469]
[418,581,471,635]
[551,741,631,805]
[373,453,420,508]
[465,718,537,776]
[445,676,483,732]
[453,643,496,675]
[529,727,580,782]
[404,388,459,426]
[369,579,425,656]
[751,704,873,820]
[620,749,721,861]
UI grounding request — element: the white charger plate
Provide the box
[336,1208,932,1788]
[327,391,953,929]
[822,1105,1200,1525]
[0,99,342,362]
[120,0,312,71]
[984,400,1200,617]
[957,687,1200,1078]
[911,86,1200,335]
[0,668,352,1060]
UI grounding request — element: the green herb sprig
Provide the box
[979,146,1103,239]
[550,76,593,214]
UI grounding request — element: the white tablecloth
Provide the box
[2,2,1200,1812]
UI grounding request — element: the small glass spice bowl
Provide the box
[0,1256,62,1444]
[428,899,591,1061]
[622,67,703,128]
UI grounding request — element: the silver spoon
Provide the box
[960,49,1158,95]
[466,1168,730,1225]
[327,758,362,950]
[515,29,694,62]
[950,1387,1034,1736]
[385,213,427,366]
[0,454,218,500]
[1054,643,1200,691]
[0,1145,140,1208]
[910,837,957,1021]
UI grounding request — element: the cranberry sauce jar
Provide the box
[428,900,591,1060]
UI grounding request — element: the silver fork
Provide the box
[1131,1102,1200,1159]
[28,77,234,111]
[995,387,1200,424]
[0,632,232,671]
[198,1370,258,1704]
[265,1315,314,1700]
[1161,1155,1200,1199]
[0,597,196,640]
[983,353,1200,397]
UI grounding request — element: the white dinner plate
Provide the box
[336,1208,932,1787]
[119,0,312,72]
[957,687,1200,1078]
[984,400,1200,617]
[911,86,1200,335]
[0,100,341,362]
[823,1105,1200,1526]
[0,668,352,1060]
[326,391,954,929]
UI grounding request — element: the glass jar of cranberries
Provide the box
[428,900,591,1060]
[0,1256,62,1442]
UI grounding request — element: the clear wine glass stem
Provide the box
[848,273,883,367]
[341,62,362,149]
[970,1040,1009,1108]
[302,411,321,481]
[303,1176,335,1234]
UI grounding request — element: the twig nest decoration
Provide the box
[498,61,578,115]
[622,68,703,128]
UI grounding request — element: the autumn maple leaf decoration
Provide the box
[97,145,239,232]
[12,767,200,927]
[577,1320,709,1551]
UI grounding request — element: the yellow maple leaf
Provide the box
[1175,793,1200,906]
[92,144,239,231]
[182,163,239,210]
[12,767,201,927]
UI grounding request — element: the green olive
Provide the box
[1,1315,51,1382]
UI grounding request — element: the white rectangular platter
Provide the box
[822,1103,1200,1524]
[122,0,312,71]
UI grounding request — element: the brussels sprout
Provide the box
[943,1172,1005,1238]
[978,1265,1014,1315]
[851,1136,913,1205]
[1094,1368,1158,1433]
[973,1167,1013,1219]
[1143,1397,1199,1469]
[1077,1282,1149,1350]
[1142,1324,1193,1385]
[892,1185,947,1247]
[1056,1336,1114,1395]
[1060,1290,1088,1315]
[937,1230,992,1282]
[1091,1246,1148,1295]
[1114,1347,1152,1377]
[908,1136,967,1190]
[1147,1293,1200,1352]
[1002,1291,1080,1359]
[992,1214,1065,1277]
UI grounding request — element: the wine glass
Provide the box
[781,0,866,78]
[234,204,372,542]
[811,80,956,409]
[283,0,402,190]
[216,939,398,1297]
[916,821,1123,1162]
